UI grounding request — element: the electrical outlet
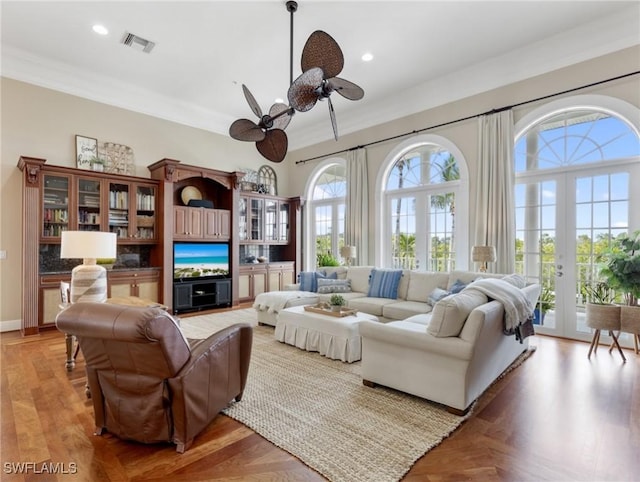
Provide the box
[0,250,6,260]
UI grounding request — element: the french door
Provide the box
[516,161,638,345]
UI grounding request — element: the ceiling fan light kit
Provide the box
[229,0,364,163]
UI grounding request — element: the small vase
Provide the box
[331,305,342,312]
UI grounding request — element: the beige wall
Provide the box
[287,46,640,269]
[0,78,292,325]
[1,46,638,328]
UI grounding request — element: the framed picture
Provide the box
[76,135,98,170]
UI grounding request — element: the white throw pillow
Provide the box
[347,266,374,293]
[407,271,449,302]
[427,290,489,337]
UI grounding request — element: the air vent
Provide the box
[122,32,155,53]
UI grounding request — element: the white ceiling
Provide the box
[2,1,639,151]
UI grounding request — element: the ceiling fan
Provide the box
[287,30,364,141]
[228,1,364,163]
[228,84,293,163]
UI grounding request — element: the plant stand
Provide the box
[610,305,640,355]
[585,303,625,361]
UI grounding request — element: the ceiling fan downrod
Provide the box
[286,1,298,86]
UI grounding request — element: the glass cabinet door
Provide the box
[250,198,264,241]
[265,200,277,242]
[77,178,101,232]
[279,202,290,242]
[239,197,248,241]
[135,185,155,240]
[42,174,69,237]
[109,182,129,239]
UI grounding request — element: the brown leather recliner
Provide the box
[56,302,252,453]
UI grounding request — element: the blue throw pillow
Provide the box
[298,271,317,292]
[427,288,451,306]
[298,270,338,292]
[449,279,468,294]
[367,268,403,299]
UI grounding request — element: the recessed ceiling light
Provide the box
[92,24,109,36]
[362,52,373,62]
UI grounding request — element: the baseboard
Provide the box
[0,319,21,333]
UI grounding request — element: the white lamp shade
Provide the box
[340,246,357,259]
[61,231,117,303]
[61,231,117,260]
[471,245,496,263]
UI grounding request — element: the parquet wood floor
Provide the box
[1,316,639,481]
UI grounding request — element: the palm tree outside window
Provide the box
[384,144,460,271]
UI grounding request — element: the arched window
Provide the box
[304,159,347,268]
[376,135,469,271]
[513,95,640,341]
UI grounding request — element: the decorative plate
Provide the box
[181,186,202,206]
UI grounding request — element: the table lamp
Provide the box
[61,231,117,303]
[471,245,496,273]
[340,245,357,267]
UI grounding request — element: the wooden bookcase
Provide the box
[18,156,161,335]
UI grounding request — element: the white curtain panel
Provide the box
[346,148,369,266]
[474,110,516,274]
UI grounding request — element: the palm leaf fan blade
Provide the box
[256,129,288,163]
[229,119,265,142]
[269,103,293,131]
[288,67,324,112]
[301,30,344,79]
[329,77,365,101]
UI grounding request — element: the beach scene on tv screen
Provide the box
[174,243,229,278]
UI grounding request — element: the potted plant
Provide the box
[533,284,555,325]
[317,252,340,267]
[329,294,346,312]
[600,231,640,343]
[600,231,640,306]
[584,280,621,332]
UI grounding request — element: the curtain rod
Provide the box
[295,70,640,165]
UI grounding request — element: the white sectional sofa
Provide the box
[253,266,540,414]
[359,282,540,414]
[253,267,504,325]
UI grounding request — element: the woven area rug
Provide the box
[180,308,532,482]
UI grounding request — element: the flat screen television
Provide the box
[173,242,230,279]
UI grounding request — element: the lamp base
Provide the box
[70,263,108,303]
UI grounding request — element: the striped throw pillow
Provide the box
[367,268,403,299]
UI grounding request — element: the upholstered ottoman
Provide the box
[275,305,378,362]
[253,290,319,326]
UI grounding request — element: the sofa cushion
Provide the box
[347,266,374,293]
[382,300,433,320]
[407,271,449,302]
[323,266,349,280]
[298,270,338,292]
[368,268,404,299]
[317,278,351,294]
[318,291,366,303]
[403,313,432,325]
[396,269,412,300]
[348,297,398,316]
[428,290,489,337]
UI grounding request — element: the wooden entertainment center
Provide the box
[18,157,301,334]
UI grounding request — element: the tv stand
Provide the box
[173,278,231,314]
